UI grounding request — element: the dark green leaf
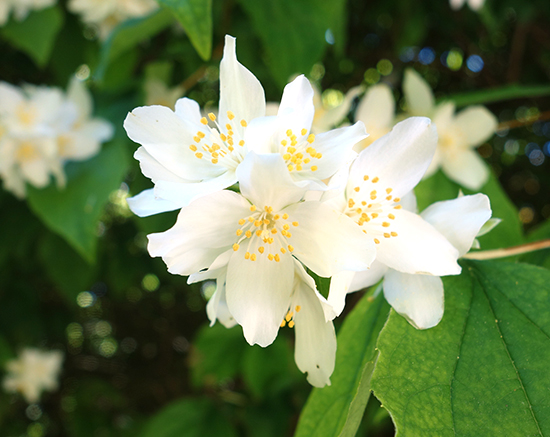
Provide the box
[0,6,64,67]
[520,219,550,268]
[27,141,129,263]
[295,291,390,437]
[372,260,550,436]
[139,398,237,437]
[157,0,213,61]
[445,83,550,107]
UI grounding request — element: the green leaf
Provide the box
[157,0,213,61]
[27,141,129,263]
[139,398,237,437]
[520,219,550,268]
[0,6,64,67]
[94,9,174,81]
[415,171,523,251]
[445,83,550,107]
[295,291,390,437]
[237,0,347,87]
[371,260,550,436]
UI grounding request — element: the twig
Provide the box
[497,109,550,131]
[462,239,550,260]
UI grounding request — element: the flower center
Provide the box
[232,204,299,262]
[16,103,37,126]
[280,305,301,328]
[344,174,401,245]
[15,141,39,163]
[189,111,247,170]
[279,128,322,173]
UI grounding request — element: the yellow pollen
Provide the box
[286,129,293,136]
[273,214,280,220]
[304,158,310,164]
[238,219,245,225]
[271,228,277,234]
[288,245,294,252]
[394,205,403,209]
[281,230,288,237]
[374,238,380,244]
[290,134,297,142]
[197,131,205,139]
[220,133,227,141]
[195,152,203,159]
[258,247,265,254]
[363,175,369,181]
[295,305,301,312]
[208,113,216,121]
[228,145,234,151]
[227,138,234,145]
[388,214,395,220]
[372,177,379,183]
[288,321,295,328]
[283,224,290,230]
[268,237,274,244]
[263,219,270,225]
[386,188,393,194]
[391,232,398,237]
[292,221,299,227]
[281,248,286,254]
[370,190,377,196]
[236,229,243,236]
[288,146,296,154]
[256,230,262,237]
[194,136,201,143]
[239,140,245,146]
[288,164,294,171]
[250,205,256,212]
[245,230,252,238]
[315,153,322,159]
[283,153,291,160]
[245,252,250,259]
[307,134,315,143]
[227,111,235,120]
[354,187,360,192]
[362,201,367,206]
[189,145,197,151]
[233,243,239,251]
[282,213,289,219]
[281,140,288,146]
[394,197,401,202]
[225,123,232,130]
[285,312,293,322]
[280,320,286,327]
[311,166,318,171]
[286,232,292,237]
[254,220,262,227]
[384,233,391,238]
[274,254,281,262]
[241,120,248,127]
[296,165,303,171]
[386,196,393,201]
[250,253,257,261]
[301,128,307,136]
[356,208,362,213]
[211,158,218,164]
[372,213,379,218]
[200,117,208,125]
[382,222,390,227]
[268,254,274,261]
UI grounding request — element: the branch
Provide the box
[462,239,550,260]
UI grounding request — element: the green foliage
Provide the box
[157,0,213,61]
[372,260,550,435]
[447,83,550,107]
[295,291,390,437]
[0,7,64,66]
[27,141,129,263]
[237,0,347,87]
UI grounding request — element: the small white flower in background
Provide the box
[144,78,185,109]
[125,35,367,217]
[147,152,374,356]
[67,0,157,40]
[3,348,63,403]
[0,0,56,26]
[325,117,464,322]
[403,68,497,189]
[450,0,485,11]
[0,78,113,198]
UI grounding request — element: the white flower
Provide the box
[403,69,497,189]
[147,152,375,348]
[0,0,56,26]
[353,83,395,152]
[125,35,367,217]
[346,193,492,329]
[67,0,157,40]
[450,0,485,11]
[3,348,63,403]
[325,117,463,318]
[190,256,337,387]
[144,78,185,109]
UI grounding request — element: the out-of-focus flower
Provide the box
[450,0,485,11]
[0,0,56,26]
[3,348,63,403]
[403,69,497,189]
[0,78,113,198]
[67,0,157,40]
[144,78,185,109]
[148,152,374,352]
[325,117,463,321]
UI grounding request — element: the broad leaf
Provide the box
[372,260,550,436]
[139,398,237,437]
[157,0,213,61]
[295,291,390,437]
[0,6,63,67]
[237,0,347,87]
[520,219,550,268]
[27,141,129,263]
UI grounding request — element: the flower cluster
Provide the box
[0,0,56,26]
[125,35,493,386]
[0,78,113,198]
[3,348,63,403]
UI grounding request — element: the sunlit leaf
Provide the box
[372,260,550,436]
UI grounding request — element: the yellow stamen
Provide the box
[200,117,208,125]
[208,113,216,121]
[233,243,239,251]
[227,111,235,120]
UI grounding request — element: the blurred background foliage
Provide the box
[0,0,549,435]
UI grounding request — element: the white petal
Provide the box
[383,269,444,329]
[242,115,278,154]
[0,82,24,116]
[375,209,461,276]
[454,106,497,147]
[327,270,357,317]
[284,202,376,277]
[276,75,315,138]
[441,149,489,190]
[206,272,238,329]
[147,190,251,275]
[450,0,465,9]
[219,35,266,133]
[67,77,92,120]
[355,84,395,133]
[226,248,294,347]
[292,268,337,387]
[432,101,456,133]
[313,85,363,133]
[467,0,485,11]
[126,188,182,217]
[134,146,190,184]
[349,117,437,197]
[237,152,307,211]
[349,260,389,292]
[421,193,492,257]
[174,97,202,121]
[403,69,435,116]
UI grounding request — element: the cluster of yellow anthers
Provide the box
[189,111,247,164]
[345,174,403,245]
[280,306,301,328]
[280,128,322,172]
[232,205,299,262]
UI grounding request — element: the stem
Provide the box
[497,109,550,131]
[462,239,550,260]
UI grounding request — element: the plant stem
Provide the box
[462,239,550,260]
